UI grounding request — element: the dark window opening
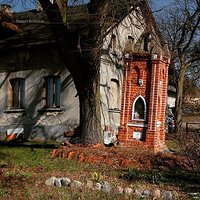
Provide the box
[9,78,25,108]
[133,97,146,120]
[143,33,150,52]
[45,76,61,108]
[111,34,116,52]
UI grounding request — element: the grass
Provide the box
[0,140,199,199]
[0,141,130,200]
[124,168,200,190]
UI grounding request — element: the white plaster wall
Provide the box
[0,67,79,141]
[100,8,146,131]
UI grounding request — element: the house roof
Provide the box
[0,0,169,56]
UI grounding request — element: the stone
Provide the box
[135,188,143,197]
[61,177,71,186]
[102,181,111,193]
[152,189,161,200]
[45,176,57,186]
[161,191,173,200]
[85,180,94,190]
[124,187,133,195]
[54,178,62,187]
[116,186,124,194]
[142,190,151,198]
[95,182,102,190]
[70,180,83,189]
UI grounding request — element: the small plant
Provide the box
[151,169,166,184]
[124,168,166,184]
[91,171,103,182]
[0,188,7,197]
[124,168,139,181]
[4,169,32,178]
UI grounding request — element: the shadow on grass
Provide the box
[0,140,60,149]
[123,168,200,192]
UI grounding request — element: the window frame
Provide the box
[132,95,147,121]
[39,75,63,112]
[111,34,117,53]
[109,78,120,111]
[7,78,26,110]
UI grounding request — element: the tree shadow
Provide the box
[0,140,59,149]
[122,168,200,192]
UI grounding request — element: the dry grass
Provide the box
[0,140,199,199]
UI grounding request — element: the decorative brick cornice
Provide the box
[124,52,151,61]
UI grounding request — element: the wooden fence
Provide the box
[186,122,200,134]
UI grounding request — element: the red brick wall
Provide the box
[119,53,169,152]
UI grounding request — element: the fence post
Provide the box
[186,123,188,135]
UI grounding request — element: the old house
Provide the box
[0,1,170,152]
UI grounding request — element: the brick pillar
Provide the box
[118,61,130,143]
[146,58,160,152]
[158,58,170,147]
[146,55,169,152]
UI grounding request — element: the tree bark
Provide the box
[78,78,102,144]
[175,56,187,134]
[39,0,104,144]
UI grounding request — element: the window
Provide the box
[111,34,116,52]
[44,76,61,108]
[143,33,151,52]
[132,96,146,120]
[125,35,134,51]
[110,79,120,110]
[8,78,25,109]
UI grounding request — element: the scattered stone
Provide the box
[152,189,161,200]
[135,188,143,197]
[85,180,94,190]
[116,186,124,194]
[54,178,62,187]
[45,176,57,186]
[142,189,151,198]
[44,176,179,200]
[70,180,83,189]
[95,182,102,190]
[124,187,133,195]
[161,191,173,200]
[102,181,111,193]
[188,193,200,200]
[61,177,71,186]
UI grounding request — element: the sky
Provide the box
[0,0,174,12]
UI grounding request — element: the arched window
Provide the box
[132,96,147,120]
[110,79,120,110]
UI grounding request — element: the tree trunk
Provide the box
[39,0,107,144]
[175,57,187,134]
[78,79,102,144]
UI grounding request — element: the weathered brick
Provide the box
[118,54,169,153]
